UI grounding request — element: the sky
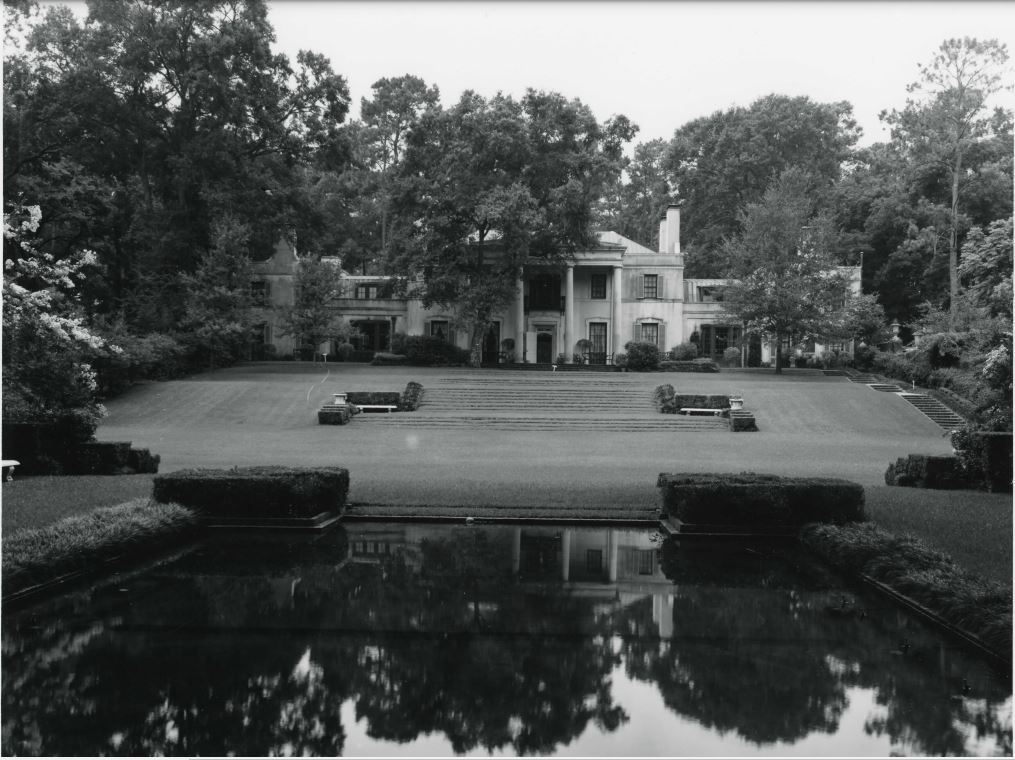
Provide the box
[267,1,1015,149]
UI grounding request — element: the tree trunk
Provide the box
[469,321,486,368]
[948,151,963,329]
[774,333,783,375]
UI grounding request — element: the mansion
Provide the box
[251,205,861,365]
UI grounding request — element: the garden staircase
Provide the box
[361,375,729,432]
[898,393,967,431]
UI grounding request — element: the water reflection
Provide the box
[2,524,1010,756]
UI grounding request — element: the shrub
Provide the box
[658,359,719,373]
[2,499,200,595]
[925,332,966,369]
[852,344,877,371]
[656,472,866,527]
[884,454,971,490]
[801,522,1012,657]
[670,342,698,360]
[624,341,662,371]
[335,342,354,361]
[728,410,758,431]
[153,466,349,519]
[555,352,569,365]
[400,381,424,411]
[722,347,741,367]
[400,335,469,366]
[613,352,628,369]
[653,384,676,413]
[371,352,406,366]
[318,407,351,425]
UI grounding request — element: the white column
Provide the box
[515,277,525,363]
[565,265,575,363]
[612,265,623,358]
[607,529,618,583]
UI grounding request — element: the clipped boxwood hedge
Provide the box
[346,391,401,406]
[657,472,865,528]
[400,381,424,411]
[659,359,719,373]
[728,410,758,432]
[318,407,351,425]
[884,454,971,490]
[153,466,349,519]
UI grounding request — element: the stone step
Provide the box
[899,393,967,429]
[363,415,727,431]
[868,383,905,392]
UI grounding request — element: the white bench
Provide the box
[677,408,724,416]
[355,404,398,413]
[1,459,20,481]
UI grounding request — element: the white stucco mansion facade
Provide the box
[251,205,860,366]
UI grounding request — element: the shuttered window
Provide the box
[643,274,658,298]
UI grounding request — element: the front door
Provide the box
[588,322,607,364]
[482,322,500,364]
[536,333,553,363]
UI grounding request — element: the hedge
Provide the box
[346,392,401,406]
[884,454,971,490]
[400,381,424,411]
[659,359,719,373]
[370,352,407,366]
[728,410,758,432]
[654,386,733,415]
[801,522,1012,659]
[657,472,866,529]
[153,466,349,519]
[318,406,352,425]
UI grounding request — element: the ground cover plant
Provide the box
[801,522,1012,660]
[2,499,199,598]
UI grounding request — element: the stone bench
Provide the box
[677,407,724,416]
[354,404,398,413]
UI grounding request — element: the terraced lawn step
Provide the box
[362,415,727,431]
[900,393,967,429]
[868,383,906,392]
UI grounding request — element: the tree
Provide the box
[4,0,350,331]
[396,89,635,366]
[595,138,674,246]
[177,216,257,370]
[958,217,1013,321]
[881,38,1011,326]
[666,94,860,276]
[720,170,850,373]
[2,201,115,425]
[275,256,358,356]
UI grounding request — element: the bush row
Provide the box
[657,472,866,528]
[801,522,1012,659]
[2,420,159,475]
[659,359,719,372]
[318,407,352,425]
[390,334,471,366]
[728,410,758,432]
[346,392,401,406]
[153,466,349,519]
[2,499,200,597]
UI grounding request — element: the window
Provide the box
[586,549,603,574]
[590,273,607,299]
[430,320,449,341]
[638,550,655,575]
[250,280,269,305]
[356,285,380,299]
[641,323,658,345]
[643,274,658,299]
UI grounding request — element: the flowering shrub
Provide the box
[624,341,663,371]
[3,202,115,423]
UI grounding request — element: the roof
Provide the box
[596,231,656,255]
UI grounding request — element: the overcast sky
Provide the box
[268,1,1015,148]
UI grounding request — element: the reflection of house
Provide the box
[344,523,674,639]
[250,205,860,365]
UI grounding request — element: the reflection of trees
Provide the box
[613,538,1012,755]
[3,529,1010,757]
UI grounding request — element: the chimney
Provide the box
[664,204,681,255]
[658,215,668,254]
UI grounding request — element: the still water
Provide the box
[2,523,1011,756]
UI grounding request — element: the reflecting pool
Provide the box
[2,523,1011,756]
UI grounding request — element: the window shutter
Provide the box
[637,275,644,299]
[633,322,640,343]
[657,276,664,299]
[658,323,666,351]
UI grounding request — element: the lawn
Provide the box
[2,363,1009,588]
